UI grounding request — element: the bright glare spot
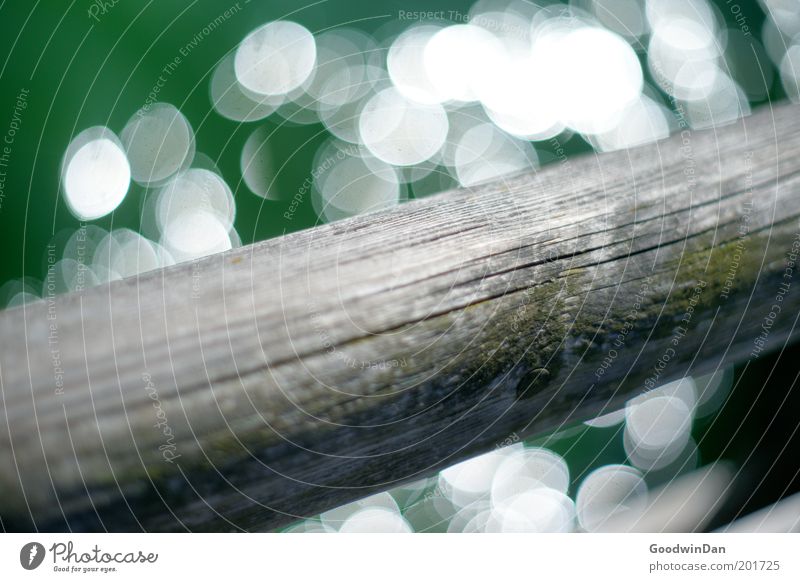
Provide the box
[388,25,444,104]
[446,500,492,533]
[319,65,386,144]
[54,258,100,293]
[482,86,564,140]
[439,445,521,508]
[424,24,505,103]
[694,367,733,418]
[320,91,370,144]
[240,126,276,199]
[437,105,486,169]
[469,6,535,53]
[121,103,195,185]
[160,209,233,263]
[272,29,376,126]
[359,87,448,166]
[653,17,717,54]
[305,29,370,110]
[234,21,316,97]
[90,262,122,285]
[490,447,570,506]
[453,122,537,186]
[683,76,751,129]
[113,233,162,278]
[312,144,401,222]
[648,13,721,99]
[320,491,399,529]
[556,26,644,135]
[626,395,692,450]
[584,408,626,428]
[627,377,697,415]
[477,32,563,139]
[624,395,693,471]
[92,229,170,279]
[156,168,235,234]
[576,464,647,532]
[62,127,130,221]
[645,0,717,32]
[491,489,576,532]
[764,0,800,39]
[672,60,726,102]
[338,508,412,533]
[7,291,39,307]
[2,279,41,308]
[210,53,283,122]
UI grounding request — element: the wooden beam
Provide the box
[2,102,800,532]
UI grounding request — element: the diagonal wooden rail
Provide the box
[2,102,800,532]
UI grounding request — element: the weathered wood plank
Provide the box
[1,102,800,531]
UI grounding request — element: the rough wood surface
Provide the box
[2,102,800,532]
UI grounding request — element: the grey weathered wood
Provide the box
[2,102,800,531]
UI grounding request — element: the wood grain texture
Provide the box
[2,102,800,532]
